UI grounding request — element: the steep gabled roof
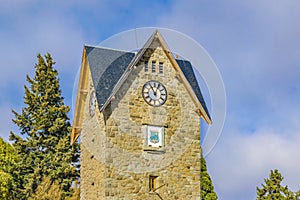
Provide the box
[71,30,211,144]
[85,34,210,121]
[85,46,135,109]
[176,59,211,120]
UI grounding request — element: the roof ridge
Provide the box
[99,30,159,111]
[175,58,187,61]
[84,44,133,53]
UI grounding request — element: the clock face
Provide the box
[89,90,96,117]
[142,80,167,107]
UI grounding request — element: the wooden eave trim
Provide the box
[71,127,82,144]
[71,47,90,144]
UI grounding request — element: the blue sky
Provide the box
[1,1,300,199]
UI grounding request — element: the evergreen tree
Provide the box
[30,176,80,200]
[30,176,63,200]
[65,180,80,200]
[10,53,80,199]
[256,169,296,200]
[201,156,218,200]
[295,190,300,199]
[0,137,19,199]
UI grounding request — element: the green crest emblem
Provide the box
[150,131,159,144]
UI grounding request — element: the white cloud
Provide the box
[0,1,86,142]
[207,126,300,199]
[0,7,85,83]
[155,0,300,199]
[0,0,36,13]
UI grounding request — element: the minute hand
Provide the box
[150,83,157,96]
[155,83,161,94]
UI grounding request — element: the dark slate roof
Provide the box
[85,46,135,108]
[85,45,210,119]
[176,59,211,120]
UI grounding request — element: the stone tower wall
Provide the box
[80,44,201,200]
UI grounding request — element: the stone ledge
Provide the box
[143,148,166,154]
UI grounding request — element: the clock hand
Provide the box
[155,83,160,93]
[150,83,157,96]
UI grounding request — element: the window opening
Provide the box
[144,61,148,72]
[159,62,163,74]
[149,176,158,191]
[152,61,156,73]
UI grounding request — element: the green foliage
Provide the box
[256,169,296,200]
[30,176,63,200]
[0,171,13,199]
[9,53,80,199]
[295,190,300,199]
[65,180,80,200]
[30,176,80,200]
[0,137,19,199]
[201,156,218,200]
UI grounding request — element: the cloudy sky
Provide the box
[1,1,300,199]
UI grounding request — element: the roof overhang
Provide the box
[71,47,89,145]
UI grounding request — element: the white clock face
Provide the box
[89,91,96,117]
[142,80,167,106]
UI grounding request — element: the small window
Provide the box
[149,176,157,191]
[159,63,163,74]
[144,61,148,72]
[152,61,156,73]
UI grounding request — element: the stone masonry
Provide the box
[80,38,202,199]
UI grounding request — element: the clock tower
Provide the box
[71,30,211,199]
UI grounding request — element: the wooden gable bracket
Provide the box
[71,47,90,144]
